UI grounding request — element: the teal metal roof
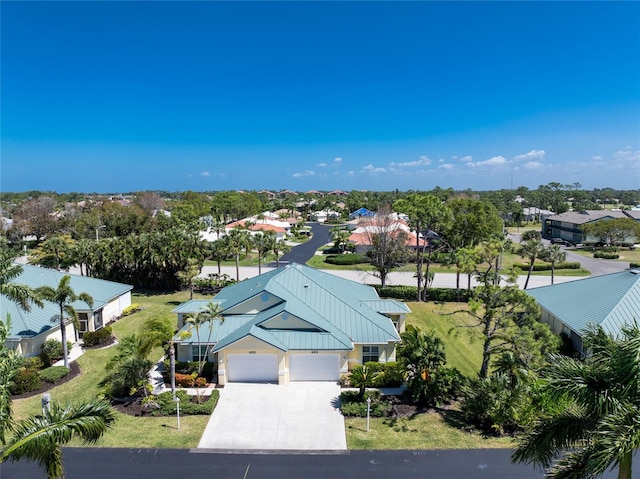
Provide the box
[2,264,132,339]
[173,263,404,353]
[172,300,220,314]
[360,299,411,314]
[527,269,640,337]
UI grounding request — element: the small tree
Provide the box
[36,276,93,369]
[541,245,566,285]
[519,231,545,290]
[185,302,224,377]
[177,258,201,300]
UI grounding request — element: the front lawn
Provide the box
[11,290,214,448]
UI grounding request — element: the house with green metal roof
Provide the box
[172,263,410,385]
[2,264,133,357]
[527,268,640,355]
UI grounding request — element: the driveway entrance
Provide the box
[197,382,346,451]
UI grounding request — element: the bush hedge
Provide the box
[593,252,620,259]
[146,390,219,416]
[631,262,640,269]
[40,339,73,367]
[39,366,70,383]
[325,253,368,265]
[82,326,113,347]
[339,390,391,417]
[121,304,142,316]
[374,285,473,303]
[162,360,216,382]
[513,262,580,271]
[10,366,42,395]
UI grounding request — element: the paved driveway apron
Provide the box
[197,382,347,451]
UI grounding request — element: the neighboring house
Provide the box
[542,210,637,244]
[527,269,640,356]
[349,207,376,220]
[521,207,554,222]
[2,264,133,357]
[172,263,409,385]
[310,209,341,223]
[347,216,427,254]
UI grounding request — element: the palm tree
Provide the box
[272,239,291,268]
[140,316,177,397]
[512,323,640,479]
[253,231,276,275]
[177,258,201,300]
[542,245,566,285]
[0,243,43,312]
[519,231,545,290]
[36,275,94,368]
[185,302,224,377]
[226,228,252,281]
[0,399,116,479]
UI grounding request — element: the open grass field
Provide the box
[569,247,640,264]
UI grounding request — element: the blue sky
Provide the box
[1,1,639,193]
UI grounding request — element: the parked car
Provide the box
[550,238,571,246]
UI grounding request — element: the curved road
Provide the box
[277,222,333,265]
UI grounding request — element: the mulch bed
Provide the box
[12,361,82,400]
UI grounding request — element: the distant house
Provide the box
[527,269,640,355]
[310,209,341,223]
[328,190,348,197]
[348,207,376,220]
[521,207,554,222]
[172,263,409,385]
[2,265,133,357]
[542,210,638,244]
[347,216,427,254]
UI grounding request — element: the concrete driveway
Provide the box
[197,382,347,451]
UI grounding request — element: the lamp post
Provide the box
[366,396,371,432]
[176,396,181,430]
[95,225,106,242]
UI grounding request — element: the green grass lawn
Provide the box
[11,290,214,448]
[345,300,512,449]
[569,247,640,264]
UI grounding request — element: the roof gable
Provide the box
[528,269,640,336]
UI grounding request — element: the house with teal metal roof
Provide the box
[2,264,133,357]
[172,263,410,385]
[527,268,640,355]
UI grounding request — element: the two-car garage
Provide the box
[225,352,340,383]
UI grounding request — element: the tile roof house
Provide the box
[347,216,427,254]
[2,264,133,357]
[172,263,409,385]
[527,268,640,355]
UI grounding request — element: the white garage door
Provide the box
[289,354,340,381]
[227,354,278,383]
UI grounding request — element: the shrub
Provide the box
[512,262,581,271]
[374,285,473,303]
[339,390,391,417]
[148,390,219,416]
[631,262,640,269]
[39,366,70,383]
[175,373,196,387]
[325,253,368,265]
[121,304,142,317]
[40,339,73,367]
[593,252,619,259]
[22,356,44,370]
[194,377,208,388]
[10,366,42,395]
[82,326,113,347]
[370,362,405,388]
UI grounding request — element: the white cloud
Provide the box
[438,158,445,163]
[514,150,545,162]
[613,147,640,161]
[292,170,316,178]
[391,155,432,168]
[334,157,343,164]
[362,164,386,173]
[592,155,603,161]
[475,155,507,167]
[317,162,328,167]
[201,171,210,177]
[523,161,542,170]
[459,155,473,162]
[347,170,355,176]
[439,163,454,170]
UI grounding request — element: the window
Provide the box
[93,310,103,329]
[362,346,380,363]
[191,345,208,362]
[78,313,89,334]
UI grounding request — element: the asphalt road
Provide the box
[1,447,618,479]
[277,222,333,265]
[6,448,637,478]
